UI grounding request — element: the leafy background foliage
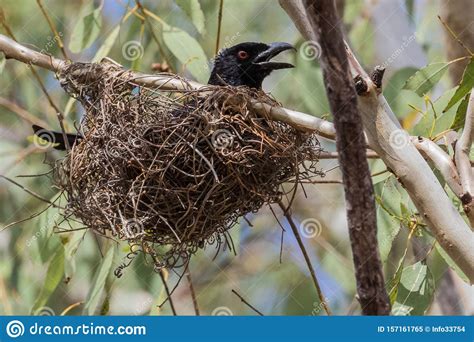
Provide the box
[0,0,472,316]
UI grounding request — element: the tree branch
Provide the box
[411,136,463,198]
[455,91,474,226]
[0,34,336,140]
[302,0,390,315]
[279,0,474,284]
[278,201,332,315]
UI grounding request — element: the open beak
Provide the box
[253,42,296,70]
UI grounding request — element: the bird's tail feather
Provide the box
[32,125,82,151]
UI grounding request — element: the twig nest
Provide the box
[55,62,322,269]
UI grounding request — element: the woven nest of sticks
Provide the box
[54,61,322,269]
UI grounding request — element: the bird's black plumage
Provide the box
[32,124,83,150]
[33,41,295,150]
[208,41,294,88]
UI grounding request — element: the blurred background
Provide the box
[0,0,472,316]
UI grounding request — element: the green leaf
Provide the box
[64,97,77,118]
[434,243,468,283]
[375,177,409,262]
[161,23,209,83]
[383,67,419,118]
[145,10,209,82]
[450,93,471,131]
[175,0,206,35]
[403,62,449,96]
[392,260,435,315]
[162,27,209,83]
[34,204,61,263]
[69,2,103,53]
[443,57,474,112]
[63,230,86,281]
[0,52,6,74]
[82,244,115,315]
[31,246,65,314]
[387,259,404,305]
[92,25,121,62]
[386,234,411,305]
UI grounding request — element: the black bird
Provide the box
[32,42,295,150]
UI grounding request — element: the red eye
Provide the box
[237,50,249,59]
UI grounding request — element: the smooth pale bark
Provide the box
[279,0,474,283]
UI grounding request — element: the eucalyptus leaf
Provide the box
[435,243,468,283]
[386,234,411,305]
[144,10,209,82]
[69,2,103,53]
[92,25,121,62]
[34,204,61,263]
[403,62,449,96]
[82,245,115,315]
[163,23,209,83]
[392,260,435,315]
[63,230,86,281]
[31,246,65,314]
[443,57,474,112]
[383,67,419,118]
[161,24,209,83]
[450,92,470,131]
[175,0,206,35]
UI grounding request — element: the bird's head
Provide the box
[208,42,295,89]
